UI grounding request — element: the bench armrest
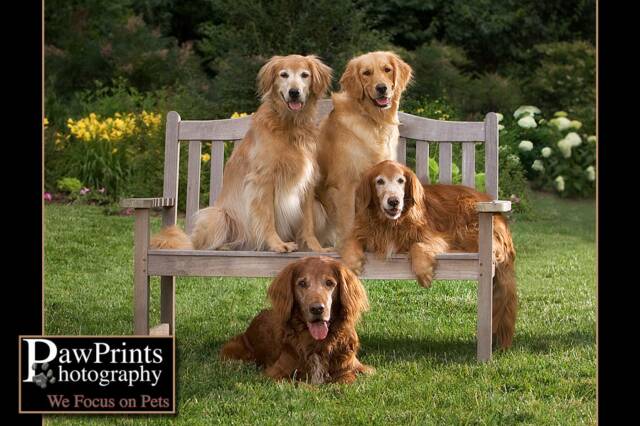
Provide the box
[476,200,511,213]
[120,197,175,209]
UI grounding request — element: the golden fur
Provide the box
[220,256,373,384]
[151,54,333,252]
[340,160,518,348]
[316,51,413,246]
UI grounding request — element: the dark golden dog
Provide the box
[340,160,517,348]
[220,256,373,384]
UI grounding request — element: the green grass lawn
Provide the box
[43,192,596,425]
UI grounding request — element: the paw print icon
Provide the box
[31,363,56,389]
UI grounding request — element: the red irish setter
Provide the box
[340,160,517,348]
[220,256,373,383]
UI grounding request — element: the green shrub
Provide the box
[56,177,83,194]
[501,107,595,197]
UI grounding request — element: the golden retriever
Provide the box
[316,51,413,246]
[152,55,333,252]
[220,256,373,384]
[340,160,517,348]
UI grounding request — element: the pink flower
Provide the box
[98,187,106,194]
[80,187,91,195]
[44,192,52,202]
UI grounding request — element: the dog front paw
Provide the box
[270,241,298,253]
[304,237,334,253]
[416,268,434,288]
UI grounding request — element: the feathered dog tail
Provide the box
[491,218,518,349]
[150,225,193,249]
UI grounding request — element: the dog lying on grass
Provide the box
[220,256,373,384]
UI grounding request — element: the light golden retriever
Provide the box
[316,51,413,246]
[152,55,333,252]
[220,256,373,384]
[340,160,517,348]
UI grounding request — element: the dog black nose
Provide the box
[388,197,400,207]
[288,88,300,99]
[310,304,325,315]
[375,84,387,94]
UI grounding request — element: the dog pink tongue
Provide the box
[288,101,303,111]
[376,97,390,106]
[307,321,329,340]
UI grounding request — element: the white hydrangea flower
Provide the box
[496,113,504,122]
[498,124,505,131]
[555,175,565,192]
[557,138,572,158]
[514,105,541,119]
[554,111,568,117]
[570,120,582,129]
[549,117,572,131]
[517,116,537,129]
[565,132,582,147]
[587,135,597,143]
[532,160,544,172]
[508,154,521,164]
[518,140,534,151]
[585,165,595,181]
[541,147,552,158]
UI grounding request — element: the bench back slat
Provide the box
[165,101,500,218]
[185,141,202,234]
[415,141,430,184]
[162,111,181,227]
[209,141,225,205]
[462,142,476,189]
[438,142,453,184]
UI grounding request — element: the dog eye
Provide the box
[297,280,308,288]
[280,72,289,78]
[376,178,385,185]
[384,67,392,73]
[301,72,309,78]
[363,70,372,76]
[397,178,405,184]
[325,280,335,287]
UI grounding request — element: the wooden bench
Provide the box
[121,99,510,362]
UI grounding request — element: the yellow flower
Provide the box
[112,148,118,154]
[230,112,248,119]
[201,153,211,162]
[43,117,49,128]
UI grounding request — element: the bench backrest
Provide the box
[161,99,499,232]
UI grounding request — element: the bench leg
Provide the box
[160,276,175,335]
[134,209,150,335]
[477,212,494,362]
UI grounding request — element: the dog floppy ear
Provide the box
[335,261,369,323]
[388,52,413,94]
[267,261,297,325]
[306,55,333,98]
[402,164,424,210]
[355,167,375,215]
[257,56,284,99]
[340,58,364,100]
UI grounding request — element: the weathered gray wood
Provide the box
[477,212,494,362]
[438,143,452,184]
[398,112,485,142]
[476,200,511,213]
[397,137,407,165]
[209,141,225,205]
[316,98,334,123]
[148,250,479,260]
[120,198,175,209]
[160,276,175,335]
[462,142,476,188]
[150,323,170,336]
[163,111,181,227]
[484,113,499,199]
[415,141,430,184]
[134,209,150,335]
[146,250,480,280]
[185,141,202,234]
[178,116,252,141]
